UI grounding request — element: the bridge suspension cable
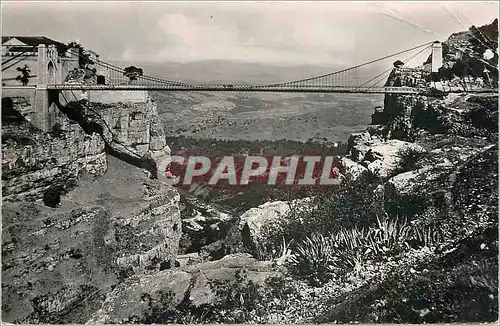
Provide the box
[362,43,434,90]
[1,46,38,71]
[259,41,436,89]
[87,55,191,86]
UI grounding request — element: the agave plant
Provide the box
[331,227,369,269]
[288,215,442,285]
[288,233,338,284]
[411,223,443,249]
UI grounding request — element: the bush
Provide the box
[251,176,385,262]
[288,234,343,285]
[394,146,428,174]
[288,215,441,285]
[42,185,64,208]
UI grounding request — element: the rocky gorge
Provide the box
[2,20,499,323]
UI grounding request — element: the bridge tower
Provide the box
[33,44,58,131]
[431,41,443,73]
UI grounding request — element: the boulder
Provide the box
[347,131,372,149]
[339,157,369,181]
[350,143,372,162]
[348,131,373,162]
[367,159,385,177]
[384,169,425,198]
[89,253,283,323]
[238,198,312,249]
[363,140,426,178]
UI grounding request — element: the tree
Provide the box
[60,42,94,69]
[123,66,143,83]
[393,60,404,68]
[16,65,31,86]
[437,66,453,81]
[451,59,469,91]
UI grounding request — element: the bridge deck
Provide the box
[3,84,496,95]
[45,84,422,94]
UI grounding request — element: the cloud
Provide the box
[2,1,498,65]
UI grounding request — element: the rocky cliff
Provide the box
[2,91,172,201]
[313,21,498,323]
[2,115,107,202]
[372,19,498,141]
[2,91,182,323]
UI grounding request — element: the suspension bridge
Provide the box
[1,38,497,131]
[46,41,437,94]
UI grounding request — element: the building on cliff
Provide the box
[2,36,67,87]
[1,36,105,130]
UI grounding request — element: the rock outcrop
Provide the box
[88,92,170,160]
[2,118,107,201]
[2,91,182,323]
[372,19,498,142]
[239,198,313,250]
[57,91,171,179]
[2,156,182,323]
[340,131,426,180]
[89,253,283,324]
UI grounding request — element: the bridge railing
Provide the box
[45,83,428,94]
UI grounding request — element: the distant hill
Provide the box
[110,59,390,85]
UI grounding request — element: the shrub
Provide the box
[393,60,404,68]
[288,234,339,285]
[251,177,385,262]
[254,236,293,262]
[288,215,438,285]
[394,146,428,174]
[366,215,413,257]
[42,185,64,208]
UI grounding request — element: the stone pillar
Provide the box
[33,44,54,131]
[37,44,48,87]
[431,41,443,73]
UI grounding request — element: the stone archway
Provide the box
[47,61,56,85]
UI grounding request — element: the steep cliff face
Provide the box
[2,91,182,323]
[372,19,498,142]
[2,156,182,323]
[85,91,170,161]
[2,113,107,202]
[2,91,172,201]
[328,22,498,324]
[56,91,171,179]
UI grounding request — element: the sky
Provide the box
[1,1,498,66]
